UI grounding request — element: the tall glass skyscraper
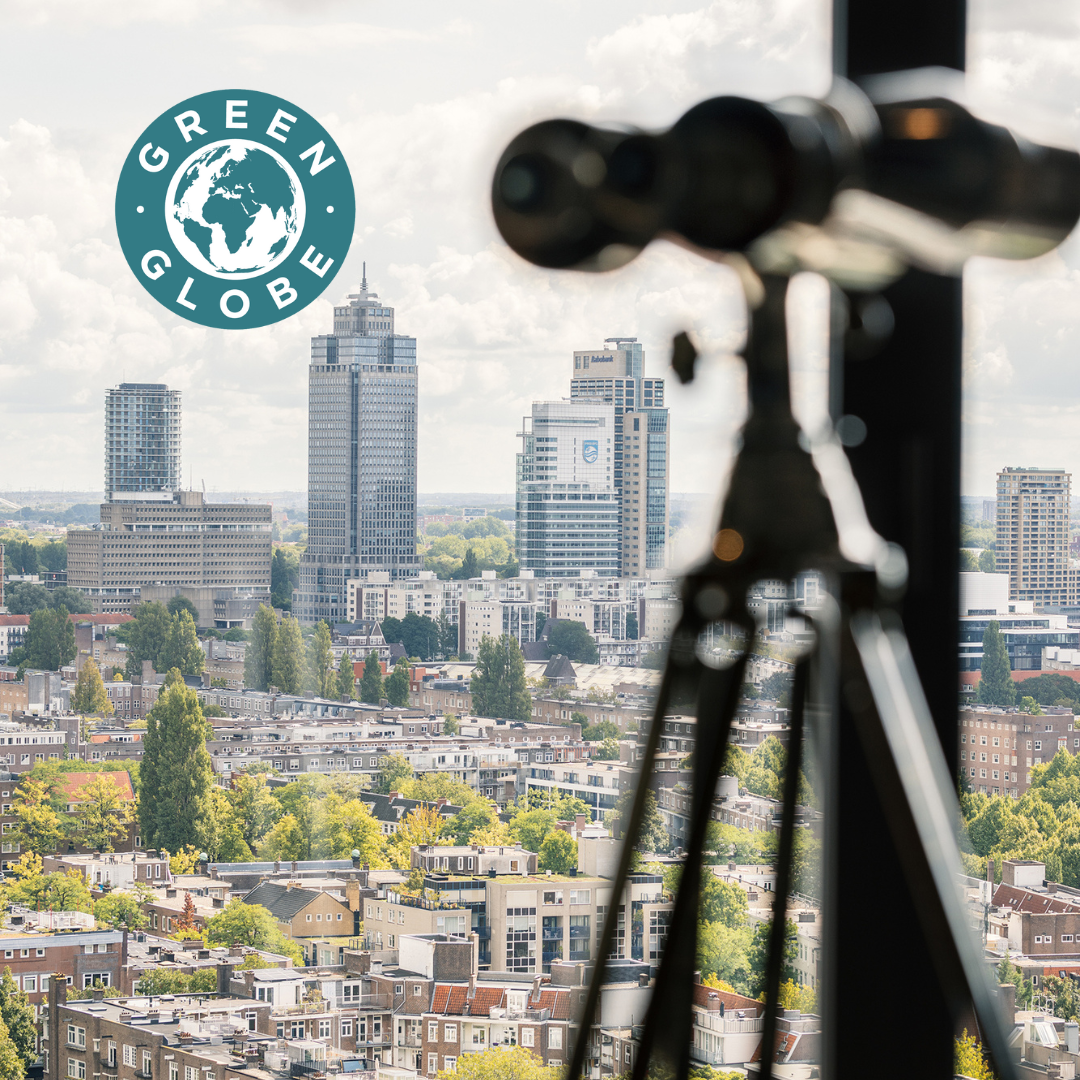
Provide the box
[294,271,420,624]
[569,338,669,574]
[104,383,181,502]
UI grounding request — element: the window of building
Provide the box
[445,1024,457,1043]
[550,1028,563,1049]
[123,1046,137,1067]
[429,1023,439,1042]
[68,1060,85,1080]
[521,1028,534,1047]
[428,1055,438,1076]
[67,1026,86,1048]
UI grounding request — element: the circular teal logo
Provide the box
[116,90,354,330]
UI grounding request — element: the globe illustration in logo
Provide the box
[165,139,306,280]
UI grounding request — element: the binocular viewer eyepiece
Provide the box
[491,81,1080,273]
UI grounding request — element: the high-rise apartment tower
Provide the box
[294,271,420,623]
[995,466,1075,607]
[104,383,181,502]
[569,338,669,575]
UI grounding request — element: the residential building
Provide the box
[104,382,181,501]
[996,467,1075,606]
[295,273,421,624]
[0,924,124,1006]
[0,613,29,660]
[243,881,360,965]
[67,490,272,617]
[569,338,669,575]
[516,400,621,578]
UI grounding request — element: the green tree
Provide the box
[72,774,133,853]
[360,650,384,704]
[954,1030,994,1080]
[9,776,67,856]
[5,580,49,614]
[139,677,215,853]
[385,658,410,706]
[1020,695,1044,715]
[538,830,578,873]
[135,968,216,995]
[166,595,200,623]
[94,889,151,931]
[545,620,599,664]
[377,752,414,794]
[308,621,334,697]
[0,1010,25,1080]
[747,919,798,997]
[699,874,750,928]
[456,548,479,580]
[609,788,669,852]
[227,772,281,853]
[271,614,304,694]
[582,719,619,742]
[437,612,458,658]
[472,634,531,721]
[0,965,35,1074]
[437,1045,561,1080]
[122,602,173,680]
[324,798,386,863]
[960,548,980,572]
[592,737,620,761]
[697,921,752,991]
[270,546,300,610]
[447,800,498,845]
[244,604,278,691]
[626,612,638,640]
[258,813,306,861]
[336,652,356,700]
[4,854,93,912]
[72,658,113,715]
[160,611,205,676]
[49,586,91,613]
[509,808,558,853]
[977,620,1016,707]
[443,715,460,735]
[978,549,996,573]
[24,606,75,671]
[204,900,303,965]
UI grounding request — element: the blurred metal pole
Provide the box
[827,2,965,1077]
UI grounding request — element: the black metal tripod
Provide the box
[564,273,1019,1080]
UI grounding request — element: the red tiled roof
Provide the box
[0,615,30,627]
[60,772,135,802]
[428,983,575,1019]
[992,882,1080,914]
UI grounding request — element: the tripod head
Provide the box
[491,74,1080,276]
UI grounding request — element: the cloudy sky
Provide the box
[0,0,1078,510]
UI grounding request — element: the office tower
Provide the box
[68,381,271,620]
[294,270,420,624]
[569,338,669,575]
[996,467,1074,607]
[516,400,621,577]
[104,383,181,502]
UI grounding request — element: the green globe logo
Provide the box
[117,90,354,329]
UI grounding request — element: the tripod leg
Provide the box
[849,609,1019,1080]
[631,647,751,1080]
[757,657,810,1080]
[566,617,700,1080]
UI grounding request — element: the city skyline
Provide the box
[1,3,1077,503]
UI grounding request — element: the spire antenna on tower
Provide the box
[361,262,368,293]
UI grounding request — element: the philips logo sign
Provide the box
[582,440,599,463]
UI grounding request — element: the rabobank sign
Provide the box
[116,89,355,330]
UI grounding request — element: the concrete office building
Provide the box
[295,271,420,624]
[570,339,670,575]
[996,467,1075,606]
[70,384,272,618]
[104,383,181,501]
[516,399,621,578]
[67,490,272,617]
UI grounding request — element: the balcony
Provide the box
[568,925,590,939]
[542,927,564,941]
